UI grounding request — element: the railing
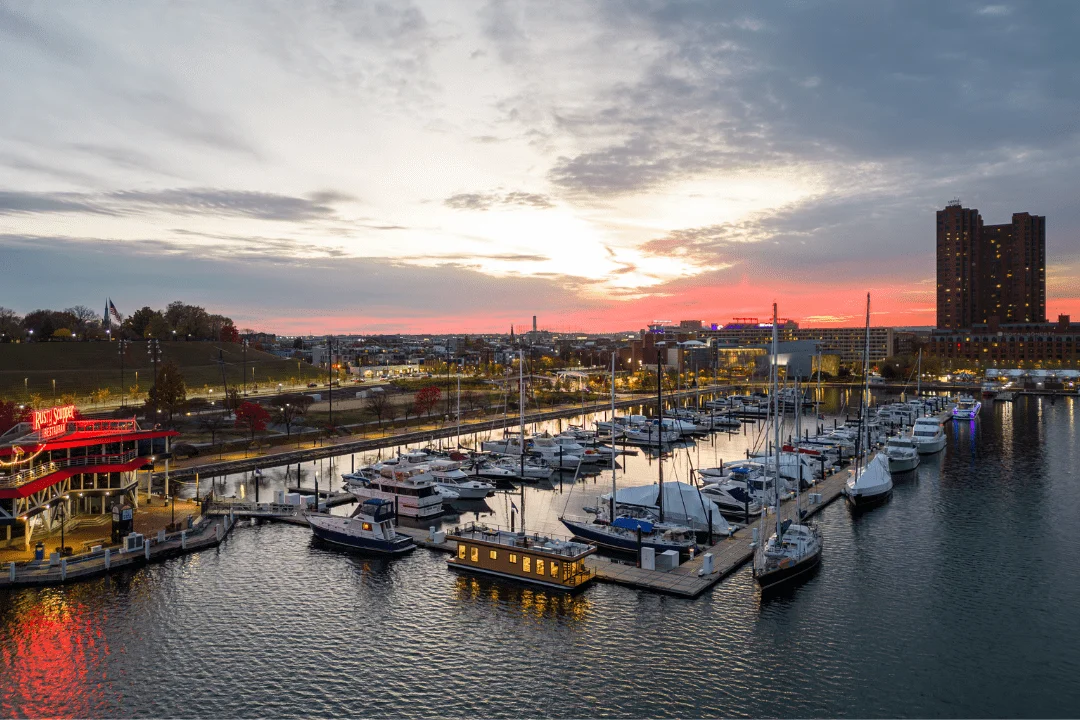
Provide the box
[0,450,139,489]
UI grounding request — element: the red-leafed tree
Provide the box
[414,385,441,419]
[0,400,30,435]
[234,401,271,442]
[220,320,240,343]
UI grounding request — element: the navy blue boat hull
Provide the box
[560,519,696,557]
[310,523,415,555]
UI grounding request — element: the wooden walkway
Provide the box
[0,515,236,588]
[583,469,850,597]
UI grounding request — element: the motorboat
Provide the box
[698,480,762,519]
[429,468,494,500]
[884,435,921,473]
[307,499,415,555]
[843,452,893,508]
[952,395,982,420]
[911,417,946,454]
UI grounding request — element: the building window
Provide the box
[509,553,518,563]
[458,543,466,559]
[522,556,532,573]
[550,561,559,578]
[536,559,546,576]
[470,546,479,562]
[489,549,498,560]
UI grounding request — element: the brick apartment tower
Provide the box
[936,202,1046,330]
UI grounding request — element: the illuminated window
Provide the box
[522,556,531,573]
[489,549,498,560]
[458,544,466,559]
[470,546,479,562]
[550,561,559,578]
[362,522,372,531]
[509,553,518,563]
[536,559,546,575]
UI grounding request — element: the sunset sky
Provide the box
[2,1,1078,333]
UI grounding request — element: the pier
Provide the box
[0,515,236,588]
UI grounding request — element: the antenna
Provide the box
[947,198,962,208]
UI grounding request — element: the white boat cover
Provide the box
[604,481,731,534]
[847,453,893,495]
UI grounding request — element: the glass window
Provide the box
[550,561,559,578]
[470,546,479,562]
[458,543,466,559]
[536,559,545,576]
[522,556,531,573]
[509,553,518,563]
[362,522,372,531]
[489,549,498,560]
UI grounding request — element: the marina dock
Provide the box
[0,515,236,588]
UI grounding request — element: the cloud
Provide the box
[0,188,347,220]
[444,191,553,210]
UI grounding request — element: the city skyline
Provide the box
[2,1,1079,334]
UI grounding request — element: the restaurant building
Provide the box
[0,405,176,550]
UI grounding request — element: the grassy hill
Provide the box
[0,341,323,404]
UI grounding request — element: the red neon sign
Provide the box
[32,405,78,439]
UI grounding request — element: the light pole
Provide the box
[148,339,161,419]
[242,339,249,395]
[118,339,130,407]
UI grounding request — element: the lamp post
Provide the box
[118,339,130,407]
[242,339,249,395]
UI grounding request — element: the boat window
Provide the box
[362,522,372,531]
[509,553,518,563]
[522,556,532,572]
[536,559,545,576]
[550,561,559,578]
[458,543,466,559]
[470,546,479,562]
[489,549,498,560]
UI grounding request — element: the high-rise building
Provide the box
[936,202,1045,330]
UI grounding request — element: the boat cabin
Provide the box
[447,522,596,591]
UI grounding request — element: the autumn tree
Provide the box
[0,400,29,435]
[414,385,441,418]
[0,307,21,342]
[234,401,271,443]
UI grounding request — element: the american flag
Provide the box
[108,298,123,323]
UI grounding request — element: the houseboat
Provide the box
[446,522,596,592]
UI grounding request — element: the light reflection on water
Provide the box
[1,392,1078,718]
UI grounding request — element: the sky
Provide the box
[1,0,1078,334]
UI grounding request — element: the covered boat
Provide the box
[602,481,731,536]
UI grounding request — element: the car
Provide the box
[307,382,318,388]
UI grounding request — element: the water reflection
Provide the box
[451,575,592,625]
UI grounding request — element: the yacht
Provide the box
[952,395,982,420]
[307,499,415,555]
[343,466,445,520]
[698,480,763,519]
[429,468,495,500]
[911,417,946,454]
[844,452,893,508]
[884,435,921,473]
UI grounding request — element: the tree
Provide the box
[198,413,230,448]
[414,385,441,418]
[0,400,30,435]
[234,401,270,443]
[65,305,100,336]
[364,391,391,428]
[270,394,311,436]
[146,360,187,424]
[219,319,240,343]
[0,307,23,342]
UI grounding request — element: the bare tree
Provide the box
[364,391,391,428]
[198,413,229,448]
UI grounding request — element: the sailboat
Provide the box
[753,303,823,589]
[844,293,894,508]
[560,352,700,557]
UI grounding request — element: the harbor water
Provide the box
[2,391,1079,717]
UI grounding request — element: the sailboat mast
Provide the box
[657,350,664,523]
[772,303,782,539]
[611,352,617,523]
[815,348,822,417]
[519,348,526,534]
[916,349,922,399]
[856,293,871,463]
